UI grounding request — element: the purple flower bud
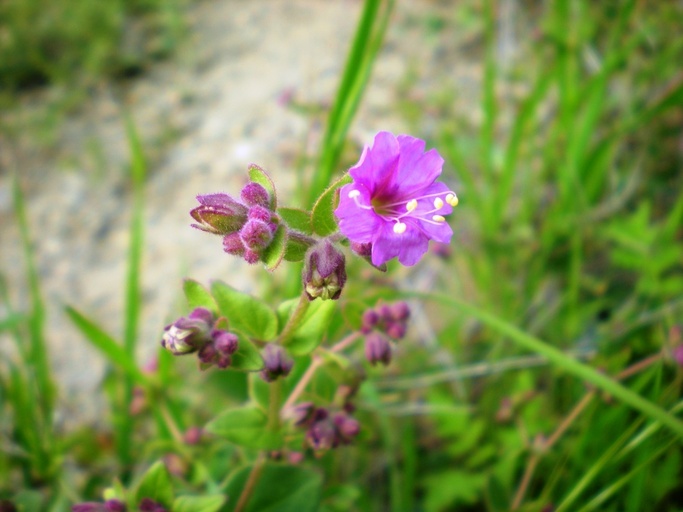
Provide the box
[243,249,261,265]
[190,193,248,235]
[333,413,360,443]
[213,330,239,356]
[672,345,683,367]
[240,219,274,251]
[216,354,232,369]
[104,501,127,512]
[364,332,392,366]
[389,301,410,321]
[139,498,167,512]
[306,411,336,452]
[385,321,407,340]
[161,308,214,355]
[198,343,218,365]
[241,182,271,208]
[223,232,246,256]
[360,309,379,334]
[283,401,316,426]
[303,240,347,301]
[248,205,274,223]
[183,426,203,445]
[260,344,294,382]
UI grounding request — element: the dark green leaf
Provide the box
[211,281,278,341]
[205,405,282,450]
[135,461,174,508]
[184,278,219,313]
[311,174,352,237]
[224,464,322,512]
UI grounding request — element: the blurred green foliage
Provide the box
[0,0,186,91]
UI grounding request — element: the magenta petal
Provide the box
[419,219,453,244]
[396,147,444,192]
[350,132,399,195]
[336,184,381,243]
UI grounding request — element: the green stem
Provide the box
[267,380,283,433]
[278,292,310,345]
[234,453,266,512]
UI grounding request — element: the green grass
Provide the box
[2,0,683,510]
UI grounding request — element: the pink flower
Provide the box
[334,132,457,266]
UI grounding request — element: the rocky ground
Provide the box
[0,0,491,426]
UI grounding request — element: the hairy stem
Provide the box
[278,292,310,346]
[233,453,266,512]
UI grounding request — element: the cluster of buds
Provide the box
[288,403,360,452]
[259,344,294,382]
[303,239,347,301]
[72,498,167,512]
[361,301,410,366]
[191,176,279,265]
[160,308,238,370]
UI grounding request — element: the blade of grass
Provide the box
[411,292,683,440]
[308,0,395,206]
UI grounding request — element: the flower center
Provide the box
[348,189,458,234]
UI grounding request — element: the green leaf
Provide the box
[135,461,174,508]
[205,405,282,450]
[183,279,218,313]
[262,224,287,271]
[283,235,310,263]
[173,495,226,512]
[248,164,277,210]
[231,334,264,372]
[277,298,336,356]
[278,207,312,234]
[65,306,147,386]
[311,174,352,237]
[211,281,278,341]
[224,464,322,512]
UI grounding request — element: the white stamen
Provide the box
[432,215,445,223]
[348,190,361,199]
[406,199,418,212]
[393,222,407,234]
[446,193,458,207]
[434,197,444,209]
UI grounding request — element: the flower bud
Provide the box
[283,401,316,426]
[333,412,360,443]
[350,241,372,257]
[161,308,214,355]
[364,332,392,366]
[389,301,410,321]
[139,499,167,512]
[183,426,203,445]
[360,309,379,334]
[240,219,274,251]
[385,321,407,340]
[305,409,336,451]
[213,330,239,356]
[260,344,294,382]
[190,193,248,235]
[303,240,346,301]
[104,501,127,512]
[241,182,270,208]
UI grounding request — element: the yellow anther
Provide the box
[405,199,418,212]
[434,197,444,209]
[446,193,459,207]
[432,215,446,223]
[348,190,361,199]
[393,222,407,234]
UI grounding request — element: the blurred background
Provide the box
[2,0,683,510]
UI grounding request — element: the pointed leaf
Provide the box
[224,464,322,512]
[231,334,264,372]
[248,164,277,210]
[205,405,282,449]
[211,281,278,341]
[183,278,219,313]
[262,224,287,271]
[278,207,313,234]
[277,298,336,356]
[311,174,352,237]
[135,461,174,508]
